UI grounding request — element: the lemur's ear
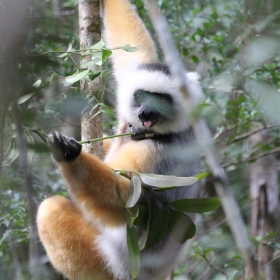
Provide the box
[102,0,158,71]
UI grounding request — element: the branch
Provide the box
[214,123,279,145]
[145,1,258,278]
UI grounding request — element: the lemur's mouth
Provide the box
[141,119,159,128]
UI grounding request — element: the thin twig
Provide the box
[79,132,134,144]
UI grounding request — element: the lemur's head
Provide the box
[116,63,203,134]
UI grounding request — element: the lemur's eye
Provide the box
[134,90,147,104]
[135,92,143,103]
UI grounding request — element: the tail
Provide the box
[102,0,158,71]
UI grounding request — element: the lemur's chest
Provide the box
[106,139,167,173]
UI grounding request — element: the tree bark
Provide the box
[249,125,280,279]
[79,0,103,158]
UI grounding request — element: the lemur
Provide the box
[37,0,204,279]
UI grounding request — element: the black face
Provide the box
[133,90,175,128]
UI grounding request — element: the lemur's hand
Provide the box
[47,132,82,162]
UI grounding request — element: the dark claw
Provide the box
[47,132,82,162]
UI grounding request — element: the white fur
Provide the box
[115,66,204,134]
[95,226,130,280]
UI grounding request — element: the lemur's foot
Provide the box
[47,132,82,162]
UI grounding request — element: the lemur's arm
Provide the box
[103,0,157,70]
[48,132,130,227]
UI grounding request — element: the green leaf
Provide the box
[145,207,170,249]
[127,225,140,279]
[191,55,199,63]
[126,206,139,228]
[102,49,112,63]
[168,211,196,243]
[196,27,205,37]
[126,175,142,208]
[211,11,219,20]
[193,171,210,180]
[64,69,90,86]
[133,205,148,228]
[88,71,101,81]
[139,173,197,187]
[171,197,221,213]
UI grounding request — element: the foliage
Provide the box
[0,0,280,279]
[115,171,220,278]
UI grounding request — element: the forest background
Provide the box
[0,0,280,279]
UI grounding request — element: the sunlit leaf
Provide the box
[80,61,96,68]
[66,40,74,51]
[171,198,221,213]
[145,207,170,249]
[90,39,105,50]
[138,229,148,251]
[193,171,210,180]
[139,173,197,187]
[18,93,34,105]
[58,40,74,58]
[32,79,41,88]
[64,70,90,86]
[168,211,196,243]
[126,175,142,208]
[118,44,141,52]
[91,51,102,66]
[127,225,140,279]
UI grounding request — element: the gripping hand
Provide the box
[47,132,82,162]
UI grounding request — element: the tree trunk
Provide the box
[249,124,280,279]
[79,0,103,158]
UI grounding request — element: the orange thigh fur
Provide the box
[37,195,112,280]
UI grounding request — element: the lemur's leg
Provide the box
[103,0,157,69]
[37,195,112,280]
[47,132,129,226]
